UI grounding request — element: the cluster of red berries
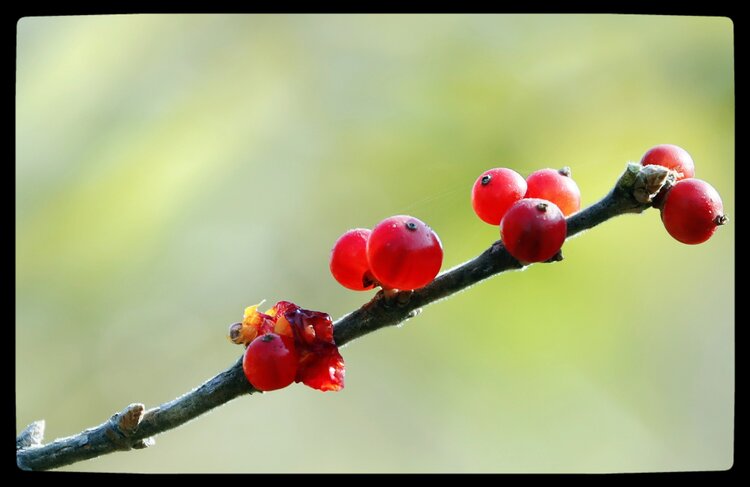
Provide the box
[471,167,581,263]
[330,215,444,292]
[639,144,726,244]
[228,301,345,392]
[236,144,725,394]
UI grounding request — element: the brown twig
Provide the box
[16,163,665,471]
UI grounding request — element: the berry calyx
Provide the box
[330,228,376,291]
[471,168,527,225]
[524,167,581,216]
[640,144,695,181]
[660,178,726,244]
[243,333,299,392]
[500,198,567,263]
[367,215,443,290]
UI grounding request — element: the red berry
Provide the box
[242,333,299,391]
[471,168,527,225]
[366,215,443,290]
[660,179,726,244]
[330,228,375,291]
[282,305,345,391]
[640,144,695,181]
[500,198,567,263]
[525,168,581,216]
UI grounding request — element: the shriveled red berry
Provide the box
[640,144,695,181]
[283,305,345,391]
[330,228,375,291]
[366,215,443,290]
[471,168,527,225]
[242,333,299,391]
[296,345,346,392]
[500,198,567,263]
[660,178,726,244]
[525,168,581,216]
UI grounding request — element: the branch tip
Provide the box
[633,164,673,204]
[17,420,46,450]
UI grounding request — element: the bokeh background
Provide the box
[16,14,734,473]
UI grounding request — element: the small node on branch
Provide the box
[381,287,400,307]
[616,163,642,192]
[633,164,674,205]
[382,288,416,308]
[406,308,422,319]
[107,403,146,450]
[117,403,145,434]
[611,163,669,215]
[395,289,414,306]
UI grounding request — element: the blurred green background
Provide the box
[16,14,734,473]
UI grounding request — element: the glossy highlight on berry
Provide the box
[366,215,443,290]
[500,198,567,263]
[330,228,375,291]
[471,167,527,225]
[660,178,725,244]
[243,333,299,392]
[525,167,581,216]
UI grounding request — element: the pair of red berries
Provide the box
[329,215,444,292]
[639,144,726,244]
[471,167,582,263]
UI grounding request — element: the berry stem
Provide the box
[17,162,667,472]
[544,250,564,263]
